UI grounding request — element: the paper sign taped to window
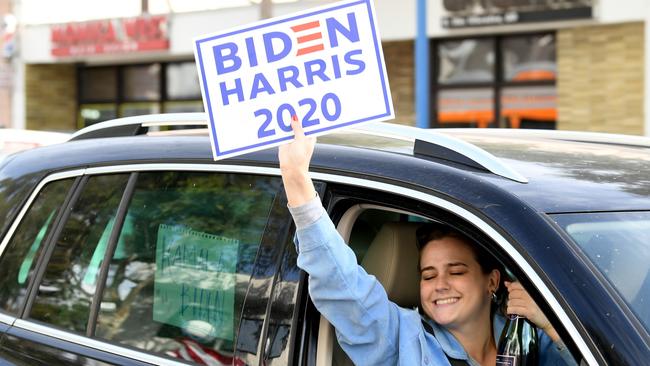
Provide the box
[154,224,239,341]
[194,0,393,160]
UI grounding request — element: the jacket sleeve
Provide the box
[538,329,578,366]
[293,203,401,365]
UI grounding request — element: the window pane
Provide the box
[438,39,494,84]
[30,174,130,334]
[0,179,74,315]
[166,62,201,99]
[163,101,204,113]
[119,103,161,118]
[437,88,494,128]
[80,67,117,102]
[123,64,161,101]
[95,172,281,364]
[501,86,556,129]
[503,34,556,82]
[552,212,650,332]
[79,104,117,128]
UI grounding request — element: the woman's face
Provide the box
[419,236,499,332]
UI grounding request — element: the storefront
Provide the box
[11,0,650,136]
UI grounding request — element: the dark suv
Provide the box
[0,113,648,366]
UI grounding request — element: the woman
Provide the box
[279,116,575,365]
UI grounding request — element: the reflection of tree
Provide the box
[0,178,73,315]
[30,174,130,334]
[0,173,42,235]
[466,138,650,197]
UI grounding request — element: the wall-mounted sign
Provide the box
[50,15,169,57]
[441,0,593,29]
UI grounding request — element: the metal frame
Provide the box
[0,163,599,365]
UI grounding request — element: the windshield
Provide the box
[551,212,650,332]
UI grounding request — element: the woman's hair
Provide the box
[416,222,508,315]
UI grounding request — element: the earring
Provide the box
[491,291,498,303]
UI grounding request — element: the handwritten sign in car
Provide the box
[194,0,393,160]
[154,224,239,340]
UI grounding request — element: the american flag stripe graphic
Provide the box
[291,20,324,56]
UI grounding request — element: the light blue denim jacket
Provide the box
[290,196,576,366]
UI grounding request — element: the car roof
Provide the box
[5,114,650,214]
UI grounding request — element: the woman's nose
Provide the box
[434,274,450,291]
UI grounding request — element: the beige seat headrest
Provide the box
[361,222,421,308]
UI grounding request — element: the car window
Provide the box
[93,171,280,365]
[552,211,650,332]
[29,174,130,333]
[0,178,74,316]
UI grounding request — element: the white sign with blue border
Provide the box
[194,0,393,160]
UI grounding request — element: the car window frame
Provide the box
[309,177,600,366]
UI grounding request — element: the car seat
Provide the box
[332,222,421,365]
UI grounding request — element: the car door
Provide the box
[300,180,595,366]
[0,166,300,366]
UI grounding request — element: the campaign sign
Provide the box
[194,0,393,160]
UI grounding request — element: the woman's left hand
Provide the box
[505,281,560,342]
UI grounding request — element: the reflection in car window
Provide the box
[0,178,73,315]
[552,212,650,332]
[30,174,130,333]
[93,172,279,365]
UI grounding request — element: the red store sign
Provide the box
[50,16,169,57]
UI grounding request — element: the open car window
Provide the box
[324,203,580,366]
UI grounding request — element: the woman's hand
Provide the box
[505,281,560,342]
[278,115,317,207]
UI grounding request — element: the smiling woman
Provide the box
[279,117,576,366]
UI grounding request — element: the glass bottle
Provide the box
[496,314,539,366]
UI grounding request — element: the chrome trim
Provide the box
[70,113,208,140]
[0,169,86,258]
[0,312,16,326]
[1,163,596,365]
[350,122,529,183]
[13,319,188,366]
[84,164,279,176]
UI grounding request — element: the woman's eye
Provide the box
[450,272,465,276]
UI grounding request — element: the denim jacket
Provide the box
[290,196,576,366]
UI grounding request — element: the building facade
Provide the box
[8,0,650,136]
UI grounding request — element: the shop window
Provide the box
[438,88,494,128]
[438,38,495,84]
[77,62,204,128]
[500,86,556,129]
[433,33,556,129]
[502,34,556,82]
[123,64,161,101]
[167,62,202,99]
[80,67,117,102]
[119,102,161,117]
[163,101,204,113]
[78,104,117,128]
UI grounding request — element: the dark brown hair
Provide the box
[416,222,507,314]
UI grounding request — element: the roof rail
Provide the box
[69,113,208,141]
[70,113,527,183]
[349,122,528,183]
